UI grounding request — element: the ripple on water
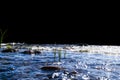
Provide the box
[0,49,120,79]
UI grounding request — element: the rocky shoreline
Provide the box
[1,43,120,55]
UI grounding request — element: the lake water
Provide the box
[0,45,120,80]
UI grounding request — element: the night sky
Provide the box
[0,5,119,45]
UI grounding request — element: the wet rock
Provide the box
[33,50,41,54]
[21,50,33,54]
[1,48,17,53]
[79,49,89,52]
[41,66,62,71]
[70,71,78,75]
[21,50,41,54]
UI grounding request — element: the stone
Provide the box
[21,50,41,54]
[41,66,62,71]
[1,49,17,53]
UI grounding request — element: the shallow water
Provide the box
[0,48,120,80]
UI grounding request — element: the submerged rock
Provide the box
[79,49,89,52]
[41,66,62,71]
[69,71,78,75]
[21,50,41,54]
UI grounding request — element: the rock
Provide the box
[79,49,89,52]
[33,50,41,54]
[21,50,41,54]
[70,71,78,75]
[41,66,62,71]
[22,50,33,54]
[1,48,17,53]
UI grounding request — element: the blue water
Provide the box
[0,49,120,80]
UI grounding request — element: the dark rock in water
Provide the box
[41,66,62,71]
[70,70,78,75]
[1,49,17,53]
[21,50,33,54]
[33,50,41,54]
[79,49,89,52]
[21,50,41,54]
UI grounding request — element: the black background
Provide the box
[0,3,119,45]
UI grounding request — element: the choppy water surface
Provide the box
[0,45,120,80]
